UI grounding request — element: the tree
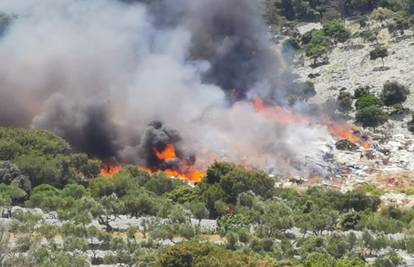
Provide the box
[356,106,388,127]
[190,201,209,227]
[259,201,294,237]
[381,81,410,106]
[97,194,123,232]
[205,162,236,184]
[144,175,178,195]
[305,30,330,66]
[370,46,389,67]
[122,191,158,218]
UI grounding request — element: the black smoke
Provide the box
[0,0,332,177]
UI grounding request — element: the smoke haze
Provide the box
[0,0,333,177]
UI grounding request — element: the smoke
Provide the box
[0,0,333,177]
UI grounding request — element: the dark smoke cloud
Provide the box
[33,94,118,159]
[0,0,333,177]
[138,121,182,168]
[183,0,282,99]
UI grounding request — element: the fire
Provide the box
[252,97,371,149]
[99,144,205,184]
[153,144,177,161]
[253,97,308,124]
[100,165,123,177]
[325,122,371,149]
[153,144,205,183]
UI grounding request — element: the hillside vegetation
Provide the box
[0,127,413,266]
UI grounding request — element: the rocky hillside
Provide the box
[290,17,414,201]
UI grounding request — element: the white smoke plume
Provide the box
[0,0,334,177]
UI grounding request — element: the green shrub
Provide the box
[356,106,388,127]
[323,20,351,43]
[305,30,330,62]
[355,95,383,110]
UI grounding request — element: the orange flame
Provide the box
[153,144,177,161]
[100,165,123,177]
[99,144,205,184]
[153,144,205,183]
[325,122,371,149]
[252,97,371,149]
[253,97,308,124]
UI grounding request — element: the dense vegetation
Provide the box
[0,128,413,266]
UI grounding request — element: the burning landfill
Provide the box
[0,0,396,186]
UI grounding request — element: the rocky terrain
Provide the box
[291,21,414,200]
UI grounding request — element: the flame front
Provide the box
[253,97,371,149]
[153,144,205,183]
[253,97,308,124]
[100,165,123,177]
[100,144,205,183]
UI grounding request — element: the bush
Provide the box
[356,106,388,127]
[370,46,389,67]
[305,30,330,63]
[381,81,410,106]
[323,20,351,43]
[0,128,70,157]
[0,161,31,192]
[355,95,383,110]
[304,252,336,267]
[337,91,353,112]
[156,241,273,267]
[371,7,393,22]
